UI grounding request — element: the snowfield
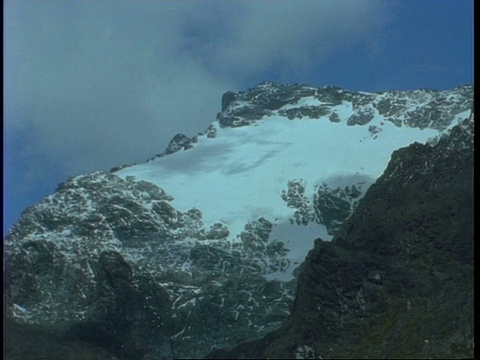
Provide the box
[116,102,461,280]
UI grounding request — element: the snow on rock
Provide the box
[5,81,473,359]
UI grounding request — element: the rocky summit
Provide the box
[4,81,473,359]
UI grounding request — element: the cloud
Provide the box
[5,0,235,176]
[4,0,392,194]
[184,0,394,81]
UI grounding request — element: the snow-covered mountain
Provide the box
[115,81,471,279]
[4,81,473,359]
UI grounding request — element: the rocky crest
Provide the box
[217,81,472,130]
[122,81,472,164]
[210,115,474,359]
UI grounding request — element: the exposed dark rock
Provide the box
[281,179,315,226]
[145,123,218,164]
[165,133,192,155]
[4,171,296,359]
[329,111,341,123]
[109,164,136,173]
[313,183,365,235]
[217,82,319,127]
[206,124,217,138]
[240,218,273,251]
[376,97,407,117]
[368,124,381,135]
[210,116,473,359]
[205,222,230,240]
[221,91,239,112]
[347,108,375,126]
[67,251,175,360]
[278,105,330,120]
[4,317,119,360]
[314,85,345,105]
[217,81,472,130]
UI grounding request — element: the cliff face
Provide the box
[211,116,473,359]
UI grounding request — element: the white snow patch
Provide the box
[117,115,440,244]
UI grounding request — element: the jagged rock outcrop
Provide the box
[280,178,370,235]
[209,116,474,359]
[313,182,365,235]
[217,81,472,129]
[4,174,295,359]
[165,133,193,155]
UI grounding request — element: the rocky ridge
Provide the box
[144,81,472,161]
[5,172,294,359]
[218,81,472,129]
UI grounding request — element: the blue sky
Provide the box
[3,0,473,234]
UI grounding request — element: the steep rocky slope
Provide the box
[210,115,474,359]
